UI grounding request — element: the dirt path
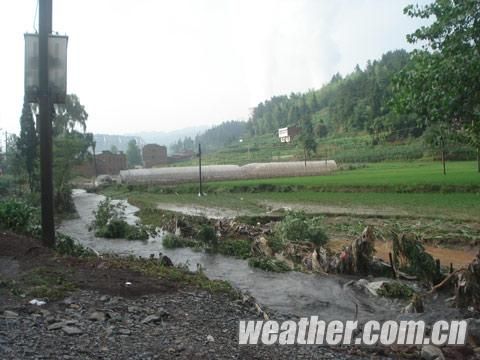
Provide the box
[0,232,370,359]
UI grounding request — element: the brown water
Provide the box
[59,190,467,323]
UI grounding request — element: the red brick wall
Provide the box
[143,144,167,168]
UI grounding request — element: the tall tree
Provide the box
[17,97,38,192]
[52,94,92,213]
[298,116,317,167]
[126,139,142,168]
[394,0,480,171]
[54,94,88,135]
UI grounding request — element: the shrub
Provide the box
[197,225,218,247]
[217,239,251,259]
[248,256,291,272]
[55,233,96,257]
[267,234,285,253]
[274,211,328,246]
[377,281,414,299]
[0,176,14,196]
[91,197,125,229]
[162,233,196,248]
[0,198,40,235]
[90,197,151,241]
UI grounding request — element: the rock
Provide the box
[206,335,214,342]
[88,311,106,321]
[3,310,18,318]
[99,295,109,302]
[39,309,50,317]
[158,253,173,267]
[127,306,141,313]
[64,319,79,325]
[421,345,445,360]
[157,307,169,317]
[118,328,131,335]
[141,315,161,324]
[63,297,74,305]
[61,326,82,335]
[47,322,64,331]
[105,326,115,337]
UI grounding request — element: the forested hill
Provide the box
[173,50,425,155]
[171,120,247,153]
[246,49,421,140]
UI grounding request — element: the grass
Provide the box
[109,256,236,295]
[101,160,480,246]
[211,161,480,190]
[103,187,479,221]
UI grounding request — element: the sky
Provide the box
[0,0,432,135]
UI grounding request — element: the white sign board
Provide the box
[25,33,68,103]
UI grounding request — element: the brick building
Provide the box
[142,144,167,168]
[73,150,127,177]
[96,151,127,175]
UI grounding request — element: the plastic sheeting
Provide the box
[120,160,337,185]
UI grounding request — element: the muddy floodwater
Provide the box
[59,190,466,323]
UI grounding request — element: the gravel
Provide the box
[0,289,367,359]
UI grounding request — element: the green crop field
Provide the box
[212,161,480,190]
[103,161,480,221]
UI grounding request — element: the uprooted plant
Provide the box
[392,231,441,284]
[89,197,155,240]
[273,211,328,248]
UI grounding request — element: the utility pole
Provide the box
[92,140,97,188]
[4,131,7,165]
[39,0,55,247]
[198,143,203,197]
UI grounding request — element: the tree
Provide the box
[52,94,92,213]
[298,116,317,167]
[54,94,88,135]
[424,123,455,175]
[110,145,118,154]
[126,139,142,168]
[314,121,328,138]
[17,96,38,192]
[394,0,480,172]
[54,131,92,212]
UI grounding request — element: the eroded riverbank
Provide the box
[59,190,473,325]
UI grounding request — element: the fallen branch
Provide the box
[427,268,466,295]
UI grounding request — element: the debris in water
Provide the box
[29,299,46,306]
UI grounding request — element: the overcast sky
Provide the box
[0,0,431,135]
